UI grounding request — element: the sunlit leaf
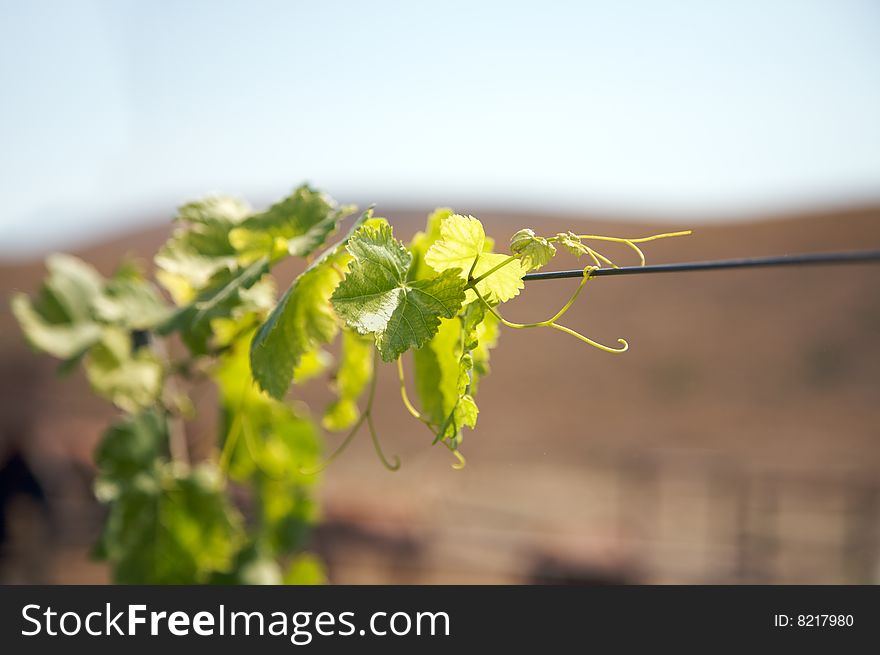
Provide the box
[84,328,163,412]
[11,254,105,360]
[228,184,354,263]
[161,257,271,354]
[93,260,173,330]
[155,196,251,302]
[425,213,525,303]
[332,222,466,362]
[249,256,344,398]
[249,210,373,399]
[510,228,556,271]
[94,410,168,501]
[98,464,244,584]
[555,231,590,257]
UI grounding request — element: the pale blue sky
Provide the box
[1,0,879,257]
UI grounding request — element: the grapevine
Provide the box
[10,184,688,583]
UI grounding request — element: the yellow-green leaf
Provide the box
[331,222,466,362]
[84,328,163,413]
[425,213,525,303]
[510,228,556,271]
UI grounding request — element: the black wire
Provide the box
[522,250,880,281]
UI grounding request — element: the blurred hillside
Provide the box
[1,205,879,583]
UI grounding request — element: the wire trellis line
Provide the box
[522,250,880,282]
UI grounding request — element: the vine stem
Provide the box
[456,230,693,356]
[299,414,367,475]
[367,412,400,471]
[571,230,693,244]
[554,231,693,268]
[365,349,400,470]
[399,355,473,470]
[465,254,519,290]
[463,231,690,292]
[585,246,616,268]
[546,230,693,268]
[302,349,399,474]
[397,357,435,428]
[472,275,628,355]
[466,252,481,280]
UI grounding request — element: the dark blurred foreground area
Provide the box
[1,205,879,584]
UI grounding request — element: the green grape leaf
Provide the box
[92,260,173,330]
[161,257,270,354]
[424,213,525,303]
[177,195,252,224]
[228,184,354,263]
[510,228,556,271]
[11,293,101,361]
[413,317,462,434]
[249,210,374,399]
[84,328,163,412]
[414,300,500,446]
[11,254,105,360]
[94,410,168,501]
[374,270,466,362]
[249,254,344,399]
[41,253,105,319]
[331,222,466,362]
[99,464,244,584]
[413,313,483,446]
[556,231,590,257]
[323,329,374,431]
[13,254,175,369]
[155,196,251,302]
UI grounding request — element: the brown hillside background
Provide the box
[1,206,879,583]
